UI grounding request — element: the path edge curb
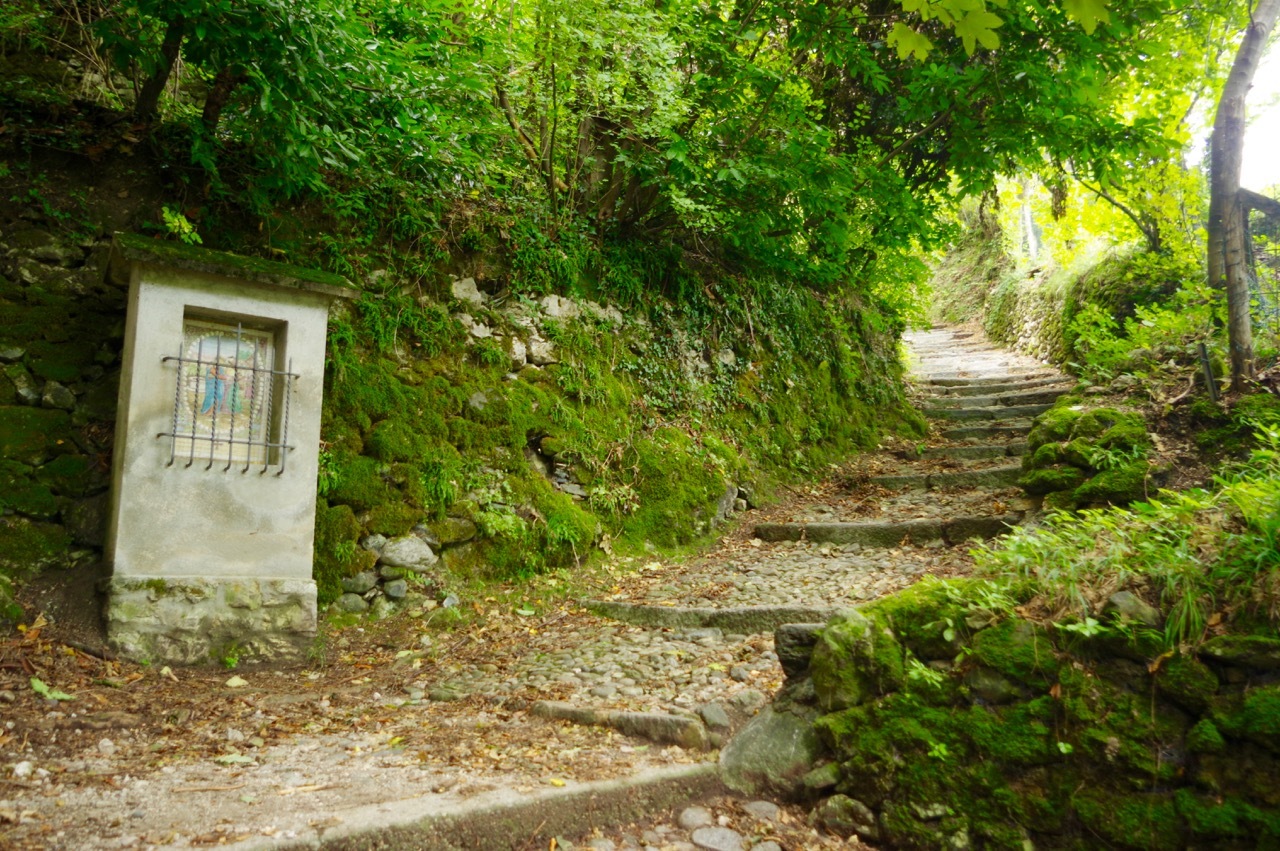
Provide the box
[263,763,725,851]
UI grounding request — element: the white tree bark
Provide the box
[1208,0,1280,391]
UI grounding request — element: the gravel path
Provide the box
[1,327,1070,851]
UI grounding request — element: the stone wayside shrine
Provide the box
[103,234,355,664]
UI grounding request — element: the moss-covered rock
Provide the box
[1156,654,1218,713]
[0,517,71,576]
[313,503,375,605]
[811,610,905,712]
[1075,791,1181,850]
[1073,459,1149,504]
[970,621,1058,685]
[1019,464,1086,496]
[0,406,76,465]
[1027,404,1083,450]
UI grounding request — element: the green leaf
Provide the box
[888,23,935,61]
[1063,0,1110,35]
[954,9,1003,54]
[30,677,74,701]
[213,754,256,764]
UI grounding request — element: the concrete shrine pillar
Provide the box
[103,234,355,664]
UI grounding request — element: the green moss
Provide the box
[1075,792,1181,850]
[970,621,1058,684]
[365,503,420,537]
[624,428,725,549]
[0,517,71,577]
[1025,442,1063,469]
[1019,465,1086,496]
[865,576,1002,660]
[26,338,95,383]
[0,406,76,465]
[964,701,1055,765]
[1219,686,1280,751]
[811,609,905,712]
[1187,718,1226,754]
[1041,489,1078,512]
[366,418,430,463]
[1155,655,1218,713]
[312,502,374,605]
[325,453,392,513]
[1175,789,1280,841]
[1073,460,1149,505]
[1027,404,1082,450]
[1097,418,1152,451]
[35,453,97,497]
[1070,407,1130,440]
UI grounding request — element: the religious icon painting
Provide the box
[173,319,277,467]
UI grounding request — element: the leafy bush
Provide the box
[979,426,1280,646]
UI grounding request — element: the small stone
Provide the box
[369,596,397,620]
[443,593,460,608]
[678,806,715,830]
[340,571,378,594]
[361,534,388,552]
[590,684,618,699]
[467,391,489,410]
[730,666,751,682]
[0,347,25,363]
[697,702,732,731]
[1103,591,1162,628]
[690,826,745,851]
[539,294,580,319]
[379,536,438,572]
[383,579,408,600]
[379,565,407,580]
[12,760,33,778]
[41,381,76,410]
[751,843,782,851]
[468,323,493,339]
[0,690,15,703]
[98,738,116,756]
[334,593,369,613]
[742,801,780,822]
[226,728,246,743]
[509,337,527,369]
[428,686,464,702]
[224,676,249,689]
[587,839,616,851]
[815,795,878,841]
[450,277,486,307]
[528,335,557,365]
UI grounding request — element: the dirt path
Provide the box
[0,327,1071,851]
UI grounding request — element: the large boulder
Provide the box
[720,704,823,800]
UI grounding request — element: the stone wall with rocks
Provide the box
[0,221,123,619]
[723,579,1280,849]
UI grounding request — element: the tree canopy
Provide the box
[3,0,1243,316]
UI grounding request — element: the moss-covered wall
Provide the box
[0,151,923,621]
[793,579,1280,849]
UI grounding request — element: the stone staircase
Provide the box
[751,326,1073,548]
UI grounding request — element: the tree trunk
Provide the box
[201,67,247,135]
[1208,0,1280,391]
[134,16,186,121]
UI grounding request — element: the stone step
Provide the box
[582,601,835,633]
[941,422,1034,440]
[753,514,1020,547]
[925,402,1054,421]
[923,387,1069,409]
[925,377,1071,397]
[920,442,1027,461]
[926,371,1057,386]
[869,464,1023,491]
